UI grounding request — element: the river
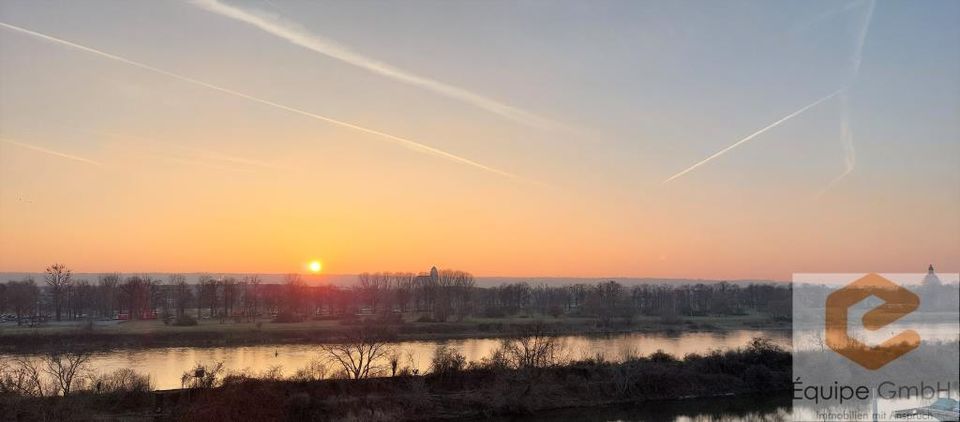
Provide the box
[2,329,789,391]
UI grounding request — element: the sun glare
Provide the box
[308,260,322,273]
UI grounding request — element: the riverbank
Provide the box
[0,314,789,353]
[0,341,792,421]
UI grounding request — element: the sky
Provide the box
[0,0,957,280]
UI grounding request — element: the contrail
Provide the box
[0,22,521,180]
[820,0,874,196]
[850,0,875,76]
[663,89,844,184]
[99,131,280,170]
[0,138,102,166]
[190,0,559,130]
[819,93,856,195]
[790,0,867,36]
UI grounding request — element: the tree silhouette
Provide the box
[44,263,71,321]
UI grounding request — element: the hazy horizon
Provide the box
[4,265,958,287]
[0,270,793,286]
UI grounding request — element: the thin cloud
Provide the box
[790,0,867,35]
[663,89,844,184]
[849,0,875,76]
[820,0,874,196]
[819,93,856,196]
[664,1,875,187]
[191,0,559,130]
[99,131,281,170]
[0,138,103,166]
[0,22,523,181]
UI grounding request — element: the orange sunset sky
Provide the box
[1,1,957,280]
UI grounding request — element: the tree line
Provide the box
[0,263,790,326]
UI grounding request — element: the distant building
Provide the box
[415,266,440,285]
[922,264,942,287]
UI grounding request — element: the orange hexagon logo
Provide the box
[825,273,920,369]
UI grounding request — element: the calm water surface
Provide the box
[2,329,789,390]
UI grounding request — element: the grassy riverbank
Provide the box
[0,314,789,353]
[1,340,792,421]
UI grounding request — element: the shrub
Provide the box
[181,362,225,389]
[648,349,679,364]
[89,368,152,394]
[430,345,466,376]
[471,348,509,370]
[497,323,565,369]
[260,365,284,380]
[290,359,327,382]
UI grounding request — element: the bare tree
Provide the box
[427,269,475,321]
[195,275,212,318]
[357,272,391,315]
[119,276,154,320]
[1,357,46,396]
[283,273,305,318]
[290,359,328,381]
[180,362,224,389]
[451,270,475,320]
[0,284,7,317]
[5,279,38,325]
[43,349,92,396]
[97,273,120,319]
[319,329,393,379]
[387,349,403,377]
[45,263,72,321]
[69,280,93,320]
[393,272,414,313]
[171,274,192,319]
[195,275,220,319]
[221,277,238,323]
[245,275,261,322]
[498,322,565,369]
[88,368,152,394]
[430,344,466,376]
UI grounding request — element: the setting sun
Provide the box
[308,260,322,273]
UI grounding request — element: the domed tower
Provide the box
[922,264,942,287]
[430,266,439,282]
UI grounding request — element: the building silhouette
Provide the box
[922,264,942,287]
